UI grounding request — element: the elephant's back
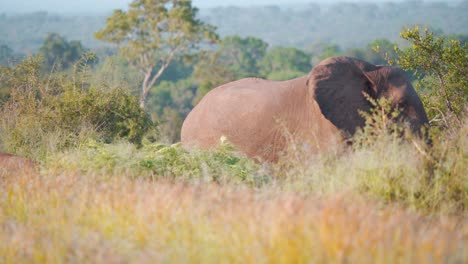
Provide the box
[203,77,275,97]
[181,78,287,152]
[196,76,306,106]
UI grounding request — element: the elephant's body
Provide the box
[181,76,341,161]
[181,56,429,162]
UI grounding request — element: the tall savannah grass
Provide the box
[0,171,465,264]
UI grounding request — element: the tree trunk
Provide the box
[139,93,147,108]
[138,51,177,108]
[140,67,153,108]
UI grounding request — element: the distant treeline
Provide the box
[1,1,467,54]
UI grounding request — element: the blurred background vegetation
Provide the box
[1,1,466,143]
[0,0,465,151]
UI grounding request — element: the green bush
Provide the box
[47,140,265,186]
[354,94,405,147]
[0,56,153,160]
[388,27,467,127]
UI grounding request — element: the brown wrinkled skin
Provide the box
[181,56,428,162]
[181,76,342,162]
[0,153,37,175]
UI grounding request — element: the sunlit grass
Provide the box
[0,168,466,263]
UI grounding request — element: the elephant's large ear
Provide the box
[309,57,379,136]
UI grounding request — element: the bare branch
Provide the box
[411,140,435,163]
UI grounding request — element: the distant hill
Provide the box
[0,12,107,54]
[1,1,467,54]
[202,1,468,49]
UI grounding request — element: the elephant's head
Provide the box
[309,56,429,137]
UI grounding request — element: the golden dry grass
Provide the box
[1,169,466,264]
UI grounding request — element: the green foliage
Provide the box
[308,39,397,67]
[217,36,268,78]
[147,79,197,142]
[259,47,311,80]
[311,43,342,64]
[368,38,398,64]
[192,36,268,102]
[48,140,264,186]
[0,44,23,66]
[0,56,153,159]
[347,39,397,66]
[192,51,235,103]
[91,55,141,93]
[159,59,194,82]
[447,33,468,46]
[354,94,404,146]
[389,27,468,126]
[39,33,95,71]
[95,0,218,107]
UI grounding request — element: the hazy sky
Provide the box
[0,0,420,14]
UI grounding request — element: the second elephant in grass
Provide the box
[0,153,37,175]
[181,56,429,162]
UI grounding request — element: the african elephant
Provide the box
[181,56,429,162]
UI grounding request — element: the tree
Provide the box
[95,0,218,108]
[192,36,268,103]
[146,79,197,142]
[307,43,342,66]
[446,34,468,46]
[389,27,467,127]
[0,56,153,158]
[0,45,23,66]
[369,39,397,63]
[39,33,91,71]
[217,36,268,78]
[192,51,235,104]
[345,39,397,66]
[259,47,311,80]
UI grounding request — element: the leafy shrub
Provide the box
[39,33,97,72]
[47,140,265,186]
[354,94,405,147]
[388,27,468,127]
[0,56,153,160]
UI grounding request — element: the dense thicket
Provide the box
[0,57,153,159]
